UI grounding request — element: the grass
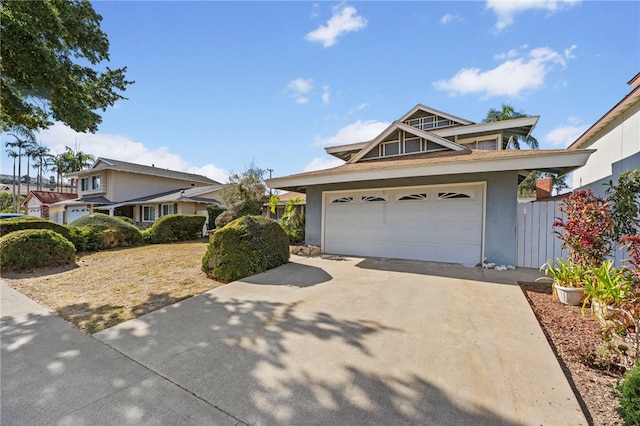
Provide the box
[2,240,224,334]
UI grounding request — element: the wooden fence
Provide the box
[516,199,628,269]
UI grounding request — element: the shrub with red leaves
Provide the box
[553,189,614,267]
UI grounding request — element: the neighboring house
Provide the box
[267,104,593,267]
[50,158,224,228]
[22,191,78,220]
[569,72,640,197]
[264,191,306,220]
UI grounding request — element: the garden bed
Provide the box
[520,281,623,426]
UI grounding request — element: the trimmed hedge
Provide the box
[0,229,76,272]
[0,216,71,239]
[68,213,143,250]
[142,214,206,244]
[202,215,289,283]
[206,205,226,230]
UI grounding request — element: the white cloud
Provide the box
[303,157,345,172]
[348,102,370,114]
[440,13,460,25]
[433,45,576,98]
[322,85,331,104]
[35,122,229,182]
[543,120,588,147]
[487,0,580,31]
[305,5,367,48]
[287,78,314,104]
[314,119,390,146]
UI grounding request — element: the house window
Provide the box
[380,141,400,156]
[142,205,155,222]
[405,138,421,153]
[162,204,175,216]
[91,175,101,190]
[80,178,89,191]
[398,193,428,201]
[438,192,472,200]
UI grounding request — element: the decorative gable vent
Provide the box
[405,115,455,131]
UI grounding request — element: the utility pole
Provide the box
[266,168,273,196]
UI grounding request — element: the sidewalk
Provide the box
[1,281,241,426]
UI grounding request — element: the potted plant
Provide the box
[583,260,632,325]
[538,258,587,306]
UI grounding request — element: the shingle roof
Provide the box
[27,191,78,204]
[68,157,220,185]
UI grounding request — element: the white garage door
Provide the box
[67,206,90,224]
[324,184,484,266]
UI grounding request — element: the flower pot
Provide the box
[554,284,585,306]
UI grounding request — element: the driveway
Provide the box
[2,255,586,425]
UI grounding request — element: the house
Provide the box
[569,72,640,196]
[264,191,306,220]
[50,158,224,228]
[267,104,593,267]
[22,191,78,220]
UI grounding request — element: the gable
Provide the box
[351,122,467,163]
[399,104,473,131]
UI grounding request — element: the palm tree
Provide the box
[6,149,19,212]
[483,103,539,149]
[5,126,36,202]
[63,145,94,192]
[30,143,52,191]
[51,152,73,192]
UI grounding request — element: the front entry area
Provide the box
[323,183,485,266]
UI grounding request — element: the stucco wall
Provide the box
[573,101,640,191]
[304,171,519,266]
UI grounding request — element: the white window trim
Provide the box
[161,203,175,216]
[142,205,156,222]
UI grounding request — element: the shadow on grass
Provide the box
[57,292,194,334]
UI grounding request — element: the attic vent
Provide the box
[190,183,196,187]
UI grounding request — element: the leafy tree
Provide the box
[518,171,569,198]
[215,164,268,227]
[0,192,13,212]
[606,169,640,241]
[483,103,539,149]
[0,0,133,132]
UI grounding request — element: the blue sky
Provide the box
[2,1,638,184]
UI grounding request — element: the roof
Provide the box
[325,104,539,161]
[66,157,220,185]
[22,191,78,206]
[267,148,594,192]
[569,74,640,149]
[50,195,112,207]
[102,185,224,209]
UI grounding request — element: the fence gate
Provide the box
[516,200,568,268]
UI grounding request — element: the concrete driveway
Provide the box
[2,255,586,425]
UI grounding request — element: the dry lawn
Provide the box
[2,240,224,334]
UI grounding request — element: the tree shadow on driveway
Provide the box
[95,291,525,425]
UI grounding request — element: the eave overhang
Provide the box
[267,149,594,192]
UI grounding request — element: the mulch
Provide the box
[519,282,623,426]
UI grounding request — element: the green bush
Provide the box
[206,205,226,230]
[65,225,105,252]
[202,215,289,283]
[114,215,134,224]
[0,229,76,272]
[0,216,71,239]
[613,362,640,425]
[69,213,143,250]
[142,214,206,244]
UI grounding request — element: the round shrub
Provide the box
[202,215,289,283]
[0,229,76,272]
[69,213,143,250]
[142,214,206,244]
[0,216,71,239]
[114,215,134,224]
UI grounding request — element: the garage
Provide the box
[323,183,485,266]
[66,205,90,223]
